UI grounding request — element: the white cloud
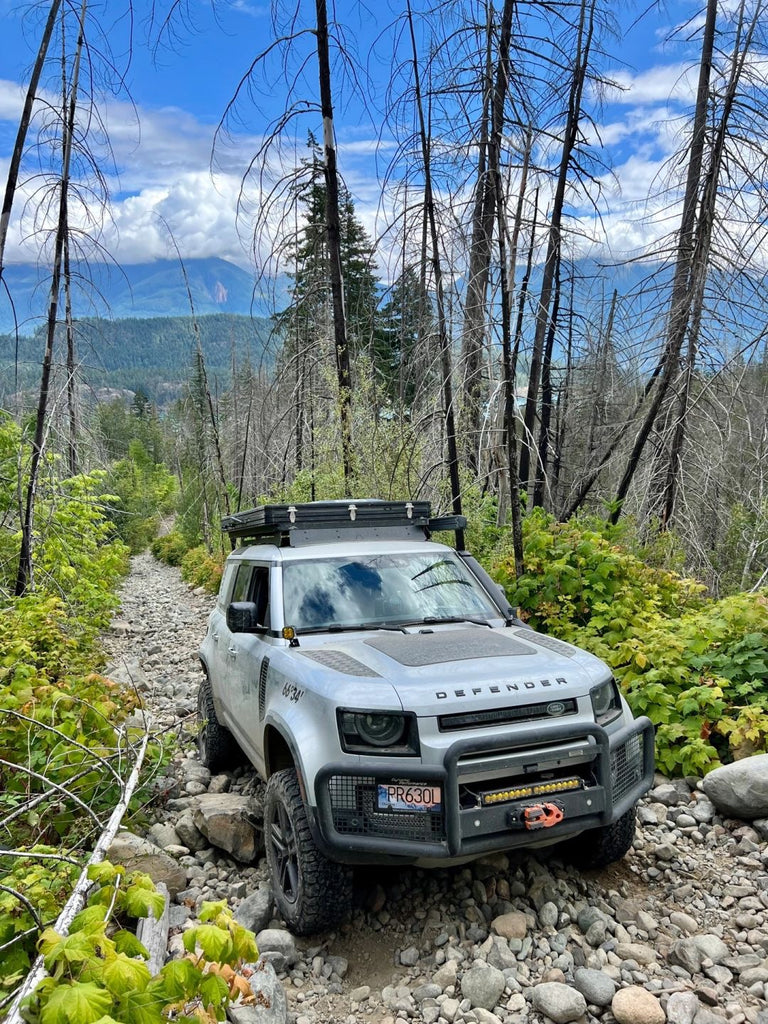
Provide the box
[106,172,250,264]
[601,62,697,106]
[0,79,24,121]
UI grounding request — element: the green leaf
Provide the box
[40,982,112,1024]
[198,970,229,1007]
[187,925,233,963]
[87,863,120,886]
[102,953,152,997]
[198,901,228,924]
[117,990,165,1024]
[113,931,149,960]
[123,885,165,920]
[156,958,202,1001]
[70,907,109,935]
[231,926,259,964]
[41,931,99,973]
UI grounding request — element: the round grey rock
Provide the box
[532,982,588,1023]
[701,756,768,819]
[255,928,298,967]
[574,968,616,1007]
[461,961,506,1010]
[665,992,699,1024]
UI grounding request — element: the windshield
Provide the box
[282,552,500,632]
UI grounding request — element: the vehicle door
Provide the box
[223,562,272,771]
[205,560,239,726]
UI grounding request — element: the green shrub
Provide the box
[181,546,224,594]
[15,864,258,1021]
[151,531,188,566]
[491,510,768,775]
[102,440,177,553]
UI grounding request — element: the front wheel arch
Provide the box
[264,724,295,779]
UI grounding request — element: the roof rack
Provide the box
[221,500,466,547]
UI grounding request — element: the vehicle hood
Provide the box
[296,624,609,716]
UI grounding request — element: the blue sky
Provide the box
[0,0,715,275]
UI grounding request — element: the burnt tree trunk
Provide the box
[315,0,353,491]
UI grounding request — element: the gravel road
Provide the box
[103,552,768,1024]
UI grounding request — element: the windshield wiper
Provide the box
[324,622,409,633]
[411,559,454,582]
[421,614,493,622]
[396,615,493,628]
[416,579,472,592]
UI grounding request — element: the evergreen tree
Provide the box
[378,264,435,409]
[277,138,383,372]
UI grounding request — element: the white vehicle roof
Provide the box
[228,538,455,562]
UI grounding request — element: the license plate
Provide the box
[377,783,442,812]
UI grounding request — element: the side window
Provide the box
[231,564,253,604]
[218,563,238,610]
[229,564,270,629]
[250,568,270,627]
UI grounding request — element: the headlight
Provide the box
[338,710,420,755]
[591,679,622,725]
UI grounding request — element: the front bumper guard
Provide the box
[312,715,655,861]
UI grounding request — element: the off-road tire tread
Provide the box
[265,768,352,935]
[197,675,241,771]
[563,804,637,869]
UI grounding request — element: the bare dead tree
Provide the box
[16,0,88,596]
[315,0,353,490]
[607,0,718,525]
[405,0,464,546]
[459,0,516,473]
[0,1,63,285]
[518,0,598,496]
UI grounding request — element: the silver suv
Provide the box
[198,501,654,934]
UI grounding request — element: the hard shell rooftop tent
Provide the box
[221,499,466,547]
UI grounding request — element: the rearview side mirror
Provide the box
[227,601,262,633]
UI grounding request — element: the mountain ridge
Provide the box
[0,257,290,333]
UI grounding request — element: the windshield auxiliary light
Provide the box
[481,777,582,806]
[282,626,296,640]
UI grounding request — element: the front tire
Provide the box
[197,675,242,771]
[264,767,352,935]
[561,804,637,869]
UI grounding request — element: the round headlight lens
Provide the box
[591,680,620,723]
[355,713,406,747]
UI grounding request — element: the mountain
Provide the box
[0,258,291,334]
[0,313,275,405]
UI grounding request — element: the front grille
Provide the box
[611,732,644,803]
[327,775,445,842]
[439,698,577,732]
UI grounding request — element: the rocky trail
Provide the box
[103,552,768,1024]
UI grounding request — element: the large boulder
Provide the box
[107,832,187,897]
[701,755,768,819]
[193,793,264,862]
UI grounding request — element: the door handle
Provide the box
[212,633,219,643]
[227,646,238,657]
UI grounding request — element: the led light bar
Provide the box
[481,777,582,806]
